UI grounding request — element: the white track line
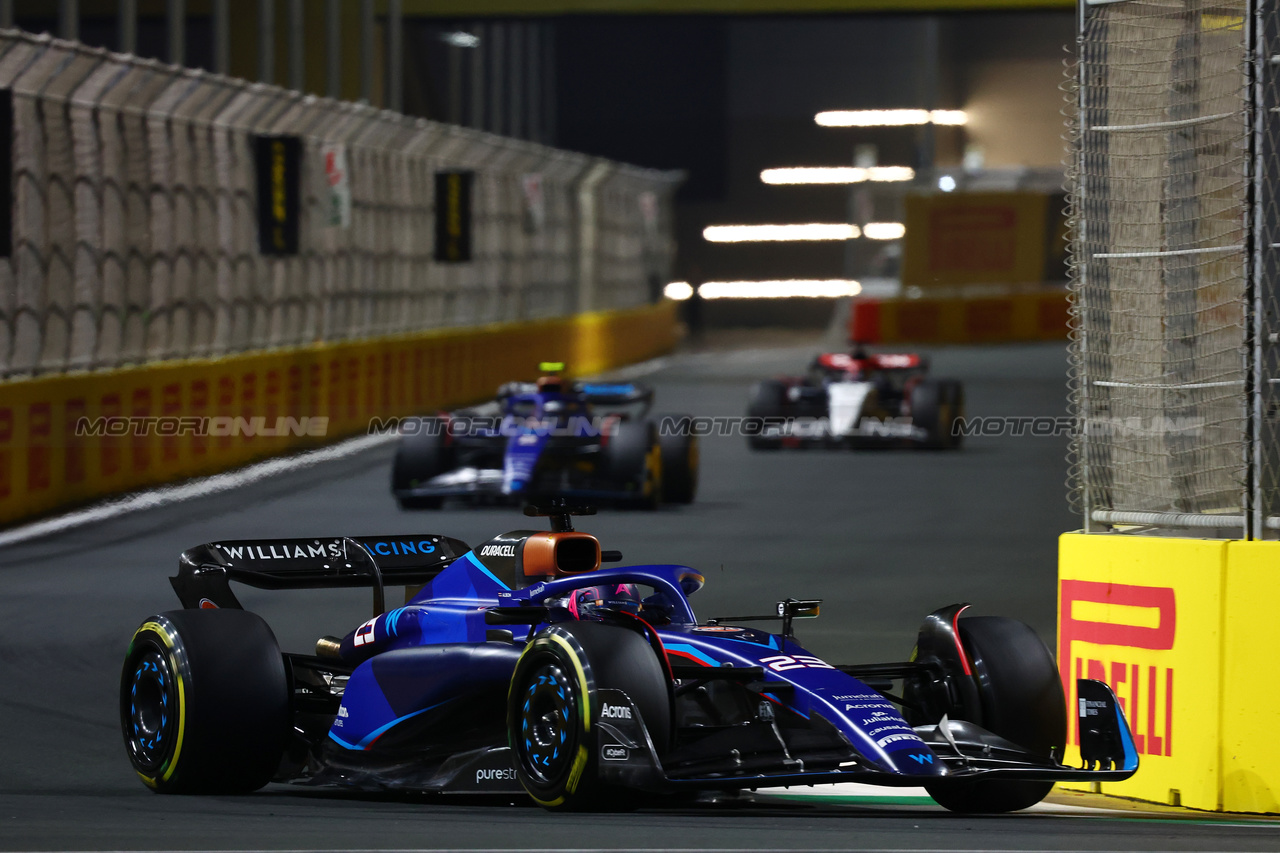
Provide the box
[0,432,398,549]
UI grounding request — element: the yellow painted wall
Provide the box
[1221,541,1280,813]
[0,302,677,528]
[1057,532,1226,811]
[1058,533,1280,814]
[902,192,1057,289]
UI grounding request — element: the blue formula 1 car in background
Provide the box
[120,503,1138,813]
[391,363,697,510]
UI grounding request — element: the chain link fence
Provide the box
[1067,0,1254,533]
[0,30,681,379]
[1253,1,1280,532]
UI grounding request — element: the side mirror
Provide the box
[776,598,822,639]
[776,598,822,619]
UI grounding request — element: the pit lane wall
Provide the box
[1057,533,1280,813]
[0,300,677,528]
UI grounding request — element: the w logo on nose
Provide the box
[908,753,934,765]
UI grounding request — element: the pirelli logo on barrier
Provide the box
[435,170,473,262]
[255,135,302,256]
[1059,580,1175,758]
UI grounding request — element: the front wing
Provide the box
[595,678,1138,794]
[394,465,646,503]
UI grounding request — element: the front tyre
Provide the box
[746,380,787,450]
[508,622,671,810]
[910,379,964,449]
[924,616,1065,814]
[120,609,289,794]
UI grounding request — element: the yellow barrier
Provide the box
[1057,533,1223,810]
[1220,541,1280,813]
[0,302,678,528]
[1058,533,1280,813]
[902,192,1063,289]
[848,290,1069,345]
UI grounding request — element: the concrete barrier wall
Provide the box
[0,29,680,378]
[1057,532,1280,813]
[0,29,685,528]
[0,300,677,527]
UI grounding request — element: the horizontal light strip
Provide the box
[703,223,860,242]
[760,166,916,185]
[698,280,863,299]
[863,222,905,240]
[815,109,968,127]
[664,281,694,301]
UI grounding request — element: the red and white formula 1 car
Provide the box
[745,348,964,450]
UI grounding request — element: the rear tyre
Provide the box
[120,609,289,794]
[604,420,663,509]
[910,379,963,449]
[656,415,698,504]
[924,616,1065,814]
[746,380,787,450]
[392,418,452,509]
[508,622,672,811]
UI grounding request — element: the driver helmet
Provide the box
[567,583,642,619]
[536,361,566,394]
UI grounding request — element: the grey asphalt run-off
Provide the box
[1,338,1276,852]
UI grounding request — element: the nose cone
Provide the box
[881,745,947,776]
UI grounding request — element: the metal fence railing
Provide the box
[1067,0,1253,534]
[0,30,681,379]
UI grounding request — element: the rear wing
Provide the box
[170,534,470,614]
[574,381,653,410]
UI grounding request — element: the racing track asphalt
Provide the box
[2,337,1278,853]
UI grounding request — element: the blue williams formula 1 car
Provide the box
[120,506,1138,812]
[391,363,697,509]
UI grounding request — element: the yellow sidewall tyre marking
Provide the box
[566,745,589,794]
[644,441,663,499]
[511,629,595,807]
[127,620,188,788]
